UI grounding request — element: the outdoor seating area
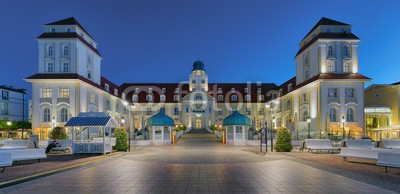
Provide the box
[0,140,29,150]
[304,139,340,153]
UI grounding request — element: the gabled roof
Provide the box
[45,17,94,39]
[301,17,350,41]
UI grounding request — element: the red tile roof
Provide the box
[37,32,101,56]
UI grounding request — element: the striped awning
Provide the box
[65,116,112,127]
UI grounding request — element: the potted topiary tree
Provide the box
[275,127,292,152]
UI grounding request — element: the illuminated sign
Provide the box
[364,107,391,114]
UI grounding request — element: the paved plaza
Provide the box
[0,131,397,193]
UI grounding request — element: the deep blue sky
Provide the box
[1,0,400,97]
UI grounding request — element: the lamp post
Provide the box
[128,103,136,152]
[272,117,276,152]
[307,117,311,139]
[7,121,11,138]
[265,121,268,153]
[342,116,346,140]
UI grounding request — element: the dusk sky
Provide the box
[1,0,400,97]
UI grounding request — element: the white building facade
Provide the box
[0,85,28,122]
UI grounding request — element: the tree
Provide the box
[49,127,67,140]
[275,127,292,152]
[113,127,128,151]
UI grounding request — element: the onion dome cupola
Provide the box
[192,60,205,72]
[222,110,252,126]
[146,108,175,126]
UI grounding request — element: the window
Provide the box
[160,95,166,102]
[87,69,92,79]
[51,28,55,32]
[174,107,179,115]
[162,88,166,93]
[149,88,153,93]
[245,95,250,102]
[304,65,310,80]
[288,84,292,92]
[346,88,355,98]
[132,95,138,102]
[231,88,235,92]
[201,79,205,84]
[122,93,126,100]
[116,104,120,112]
[218,95,223,101]
[231,95,237,101]
[2,91,9,100]
[146,107,152,115]
[286,100,291,109]
[59,88,70,98]
[41,88,52,98]
[302,110,308,122]
[114,89,118,96]
[375,93,380,97]
[63,46,69,56]
[60,108,68,122]
[192,80,196,84]
[271,93,277,99]
[346,108,355,122]
[209,108,212,113]
[106,99,111,110]
[218,110,223,116]
[327,61,336,73]
[329,108,337,122]
[174,95,179,102]
[87,55,92,64]
[246,107,251,115]
[343,46,349,57]
[328,88,338,98]
[257,88,261,93]
[135,88,139,93]
[43,108,51,122]
[194,94,202,100]
[258,95,264,101]
[66,28,71,32]
[328,46,334,57]
[343,62,351,73]
[1,103,8,115]
[217,88,222,93]
[104,84,109,92]
[279,89,283,96]
[146,95,153,102]
[47,62,54,72]
[62,62,69,72]
[175,88,179,93]
[301,93,307,103]
[244,88,248,93]
[89,93,96,104]
[48,46,53,56]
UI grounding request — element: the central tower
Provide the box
[189,60,208,92]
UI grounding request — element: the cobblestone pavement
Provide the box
[0,132,396,193]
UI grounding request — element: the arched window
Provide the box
[346,108,355,122]
[304,66,310,79]
[60,108,68,122]
[328,46,334,57]
[63,46,69,56]
[43,108,51,122]
[231,95,237,101]
[329,108,337,122]
[48,46,53,56]
[218,95,223,101]
[327,61,336,73]
[301,110,308,122]
[343,46,349,57]
[343,62,351,73]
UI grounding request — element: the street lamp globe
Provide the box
[307,118,311,123]
[341,116,346,123]
[121,118,125,124]
[122,100,128,106]
[6,121,11,126]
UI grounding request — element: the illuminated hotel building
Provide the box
[26,17,370,140]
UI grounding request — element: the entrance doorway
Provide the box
[195,118,203,129]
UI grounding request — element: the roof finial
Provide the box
[197,57,200,61]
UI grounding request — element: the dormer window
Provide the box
[160,95,166,102]
[279,89,283,97]
[257,88,261,93]
[132,95,138,102]
[217,88,222,93]
[114,89,118,96]
[218,95,223,101]
[135,88,139,93]
[231,88,235,92]
[288,84,292,92]
[146,95,153,102]
[149,88,153,93]
[258,95,264,101]
[231,95,237,101]
[162,88,166,93]
[175,88,179,93]
[174,95,179,101]
[244,88,248,93]
[104,84,109,92]
[245,95,251,102]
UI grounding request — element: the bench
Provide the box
[338,147,394,162]
[0,149,47,163]
[305,139,339,153]
[344,139,374,149]
[0,140,29,150]
[377,152,400,173]
[0,152,12,173]
[48,140,72,153]
[380,139,400,149]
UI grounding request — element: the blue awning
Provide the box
[65,116,111,127]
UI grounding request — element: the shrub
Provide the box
[275,127,292,152]
[113,127,128,151]
[177,125,186,131]
[49,127,67,140]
